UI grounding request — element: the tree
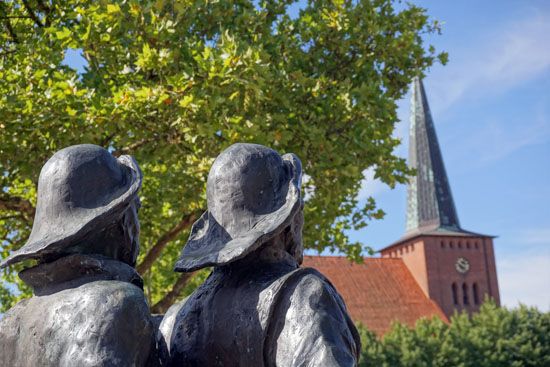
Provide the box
[358,301,550,367]
[0,0,446,312]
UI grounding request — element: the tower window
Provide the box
[450,241,454,249]
[473,283,480,305]
[466,242,471,249]
[463,283,469,305]
[452,283,458,305]
[475,242,479,249]
[441,241,445,249]
[458,241,462,249]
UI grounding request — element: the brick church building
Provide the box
[303,78,500,335]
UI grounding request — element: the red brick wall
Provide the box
[382,240,430,297]
[482,238,501,306]
[381,236,500,319]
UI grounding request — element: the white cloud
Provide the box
[498,227,550,310]
[498,251,550,311]
[356,99,412,202]
[429,10,550,114]
[302,173,316,202]
[521,228,550,245]
[357,167,391,201]
[458,104,550,163]
[510,228,550,246]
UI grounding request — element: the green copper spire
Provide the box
[405,77,461,234]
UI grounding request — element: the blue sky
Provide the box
[61,1,549,310]
[346,0,550,311]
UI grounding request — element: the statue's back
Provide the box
[0,280,156,367]
[160,262,359,367]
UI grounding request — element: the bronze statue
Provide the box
[0,144,158,367]
[160,143,361,366]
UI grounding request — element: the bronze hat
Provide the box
[174,143,302,272]
[0,144,142,268]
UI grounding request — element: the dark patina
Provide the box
[160,143,361,366]
[0,144,158,367]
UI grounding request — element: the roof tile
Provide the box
[302,255,448,335]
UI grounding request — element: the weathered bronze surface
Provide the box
[161,143,361,366]
[0,144,158,367]
[0,143,361,366]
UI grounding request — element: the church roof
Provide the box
[406,77,461,234]
[399,77,490,244]
[302,256,448,335]
[381,224,495,252]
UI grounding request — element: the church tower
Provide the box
[379,78,500,318]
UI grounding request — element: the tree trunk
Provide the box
[151,272,196,314]
[136,210,200,275]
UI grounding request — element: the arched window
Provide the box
[452,283,458,305]
[441,241,445,249]
[466,241,471,249]
[450,241,454,249]
[463,283,469,305]
[473,283,480,305]
[458,241,462,249]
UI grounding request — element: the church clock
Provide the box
[455,257,470,274]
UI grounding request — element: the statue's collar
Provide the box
[19,254,143,296]
[218,251,299,277]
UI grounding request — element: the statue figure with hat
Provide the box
[159,143,361,366]
[0,144,158,367]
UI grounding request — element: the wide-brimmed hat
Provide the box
[174,143,302,272]
[0,144,142,268]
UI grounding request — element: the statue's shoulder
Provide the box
[0,281,155,367]
[290,267,339,294]
[258,266,346,329]
[0,280,148,331]
[269,266,339,301]
[266,267,361,366]
[79,279,147,304]
[0,297,31,342]
[158,295,190,346]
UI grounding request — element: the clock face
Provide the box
[455,257,470,274]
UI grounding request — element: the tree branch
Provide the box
[0,4,19,44]
[0,214,25,221]
[150,271,196,314]
[0,50,17,56]
[0,15,33,19]
[21,0,43,28]
[99,131,117,148]
[0,194,35,218]
[35,0,51,27]
[112,137,157,157]
[35,0,50,15]
[4,20,19,43]
[136,211,200,275]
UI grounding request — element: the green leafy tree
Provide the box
[0,0,446,312]
[358,301,550,367]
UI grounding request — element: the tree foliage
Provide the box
[0,0,446,311]
[358,302,550,367]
